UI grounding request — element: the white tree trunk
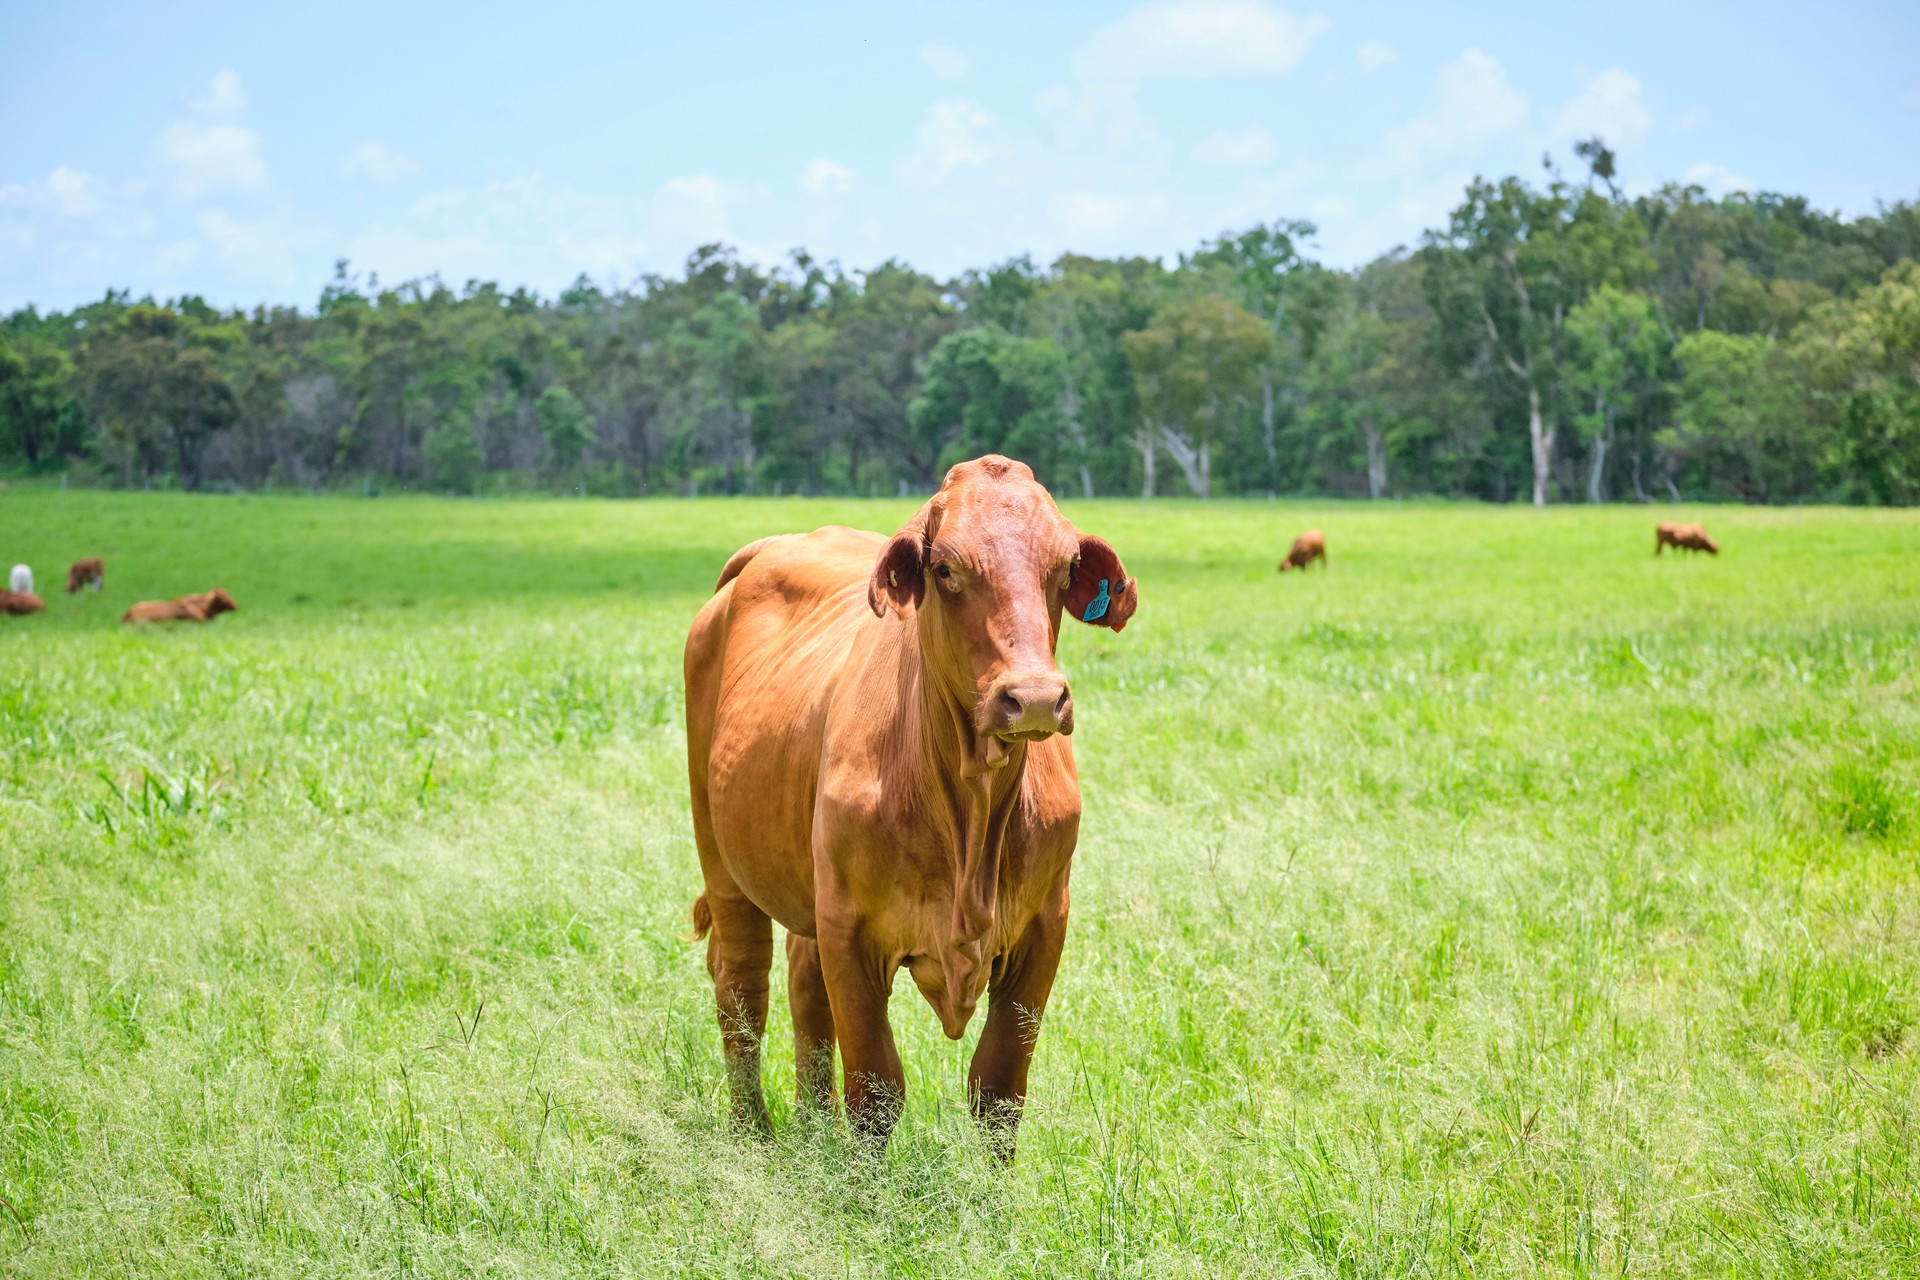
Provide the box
[1586,400,1611,505]
[1361,417,1386,499]
[1159,425,1207,497]
[1527,383,1553,507]
[1260,371,1276,467]
[1062,370,1094,497]
[1137,420,1157,497]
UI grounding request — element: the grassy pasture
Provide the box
[2,489,1919,1278]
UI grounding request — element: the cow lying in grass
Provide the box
[122,588,238,623]
[0,590,45,615]
[68,558,105,593]
[1278,528,1327,572]
[684,454,1137,1158]
[1656,522,1718,555]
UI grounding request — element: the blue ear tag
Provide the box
[1081,578,1111,623]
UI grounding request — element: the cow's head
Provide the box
[202,588,238,616]
[868,456,1136,768]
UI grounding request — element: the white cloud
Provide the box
[46,167,102,216]
[342,140,420,183]
[196,208,264,259]
[904,99,995,182]
[1683,162,1753,196]
[802,158,853,194]
[1556,68,1651,150]
[662,174,723,204]
[920,42,970,81]
[0,167,103,217]
[1355,41,1396,73]
[151,239,198,273]
[1037,78,1160,152]
[1670,107,1709,134]
[155,120,269,198]
[653,175,777,259]
[367,176,665,287]
[1381,49,1526,169]
[1394,170,1476,225]
[1058,193,1134,238]
[1074,0,1328,79]
[192,69,246,116]
[1196,125,1279,167]
[1308,193,1351,221]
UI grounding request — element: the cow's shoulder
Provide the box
[726,526,887,613]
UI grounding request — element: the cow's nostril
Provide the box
[999,691,1024,720]
[1054,689,1071,717]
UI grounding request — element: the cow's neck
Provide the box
[914,655,1029,1024]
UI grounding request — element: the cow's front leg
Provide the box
[703,892,774,1135]
[968,889,1068,1162]
[817,916,904,1150]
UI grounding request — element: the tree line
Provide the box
[4,147,1917,504]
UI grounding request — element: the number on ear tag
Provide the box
[1081,578,1111,623]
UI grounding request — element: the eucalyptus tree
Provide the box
[1423,176,1651,505]
[77,304,237,489]
[1185,219,1321,488]
[0,332,81,469]
[1123,293,1270,497]
[1565,287,1666,501]
[907,324,1067,484]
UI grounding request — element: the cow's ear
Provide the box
[868,529,926,617]
[1066,535,1137,632]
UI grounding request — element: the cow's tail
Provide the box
[714,536,780,592]
[686,893,714,942]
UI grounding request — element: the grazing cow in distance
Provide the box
[1278,528,1327,572]
[0,590,45,616]
[67,558,105,593]
[684,454,1138,1158]
[8,564,30,594]
[122,588,238,623]
[1655,522,1719,555]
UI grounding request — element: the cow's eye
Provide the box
[935,563,952,580]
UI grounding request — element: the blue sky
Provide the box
[3,1,1916,312]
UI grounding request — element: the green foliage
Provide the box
[1566,287,1667,501]
[2,491,1918,1276]
[421,406,481,493]
[533,384,592,469]
[5,175,1918,503]
[1666,329,1795,500]
[1124,293,1271,495]
[908,324,1067,479]
[1786,260,1920,503]
[0,333,82,469]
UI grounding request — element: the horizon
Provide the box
[4,0,1917,314]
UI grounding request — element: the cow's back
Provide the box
[686,527,891,934]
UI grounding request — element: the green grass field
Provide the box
[3,489,1918,1278]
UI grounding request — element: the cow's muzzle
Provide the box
[981,672,1073,743]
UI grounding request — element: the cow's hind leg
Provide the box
[785,932,838,1110]
[697,886,775,1135]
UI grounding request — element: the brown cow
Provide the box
[683,455,1137,1155]
[1655,521,1718,555]
[67,557,105,593]
[121,588,238,623]
[1278,528,1327,572]
[0,590,45,615]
